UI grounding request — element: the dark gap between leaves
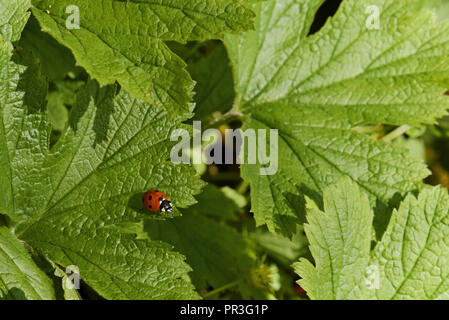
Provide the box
[308,0,343,36]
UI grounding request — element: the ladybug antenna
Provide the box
[160,200,173,213]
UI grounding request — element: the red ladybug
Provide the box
[143,190,173,213]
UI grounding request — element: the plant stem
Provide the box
[203,109,244,130]
[237,181,250,194]
[202,280,240,298]
[381,125,411,142]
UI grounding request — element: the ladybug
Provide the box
[143,190,173,213]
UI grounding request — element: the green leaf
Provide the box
[182,184,242,220]
[0,226,56,300]
[25,227,199,299]
[294,179,449,300]
[31,0,254,116]
[252,226,309,268]
[8,80,204,227]
[0,0,31,41]
[18,15,78,81]
[145,212,254,291]
[225,0,449,237]
[188,43,235,120]
[46,91,69,131]
[370,186,449,299]
[0,39,49,220]
[293,178,373,300]
[413,0,449,22]
[0,35,203,299]
[46,80,84,132]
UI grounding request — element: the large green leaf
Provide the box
[0,35,203,299]
[293,178,373,299]
[370,186,449,299]
[0,226,55,300]
[0,39,48,220]
[145,212,254,291]
[31,0,254,116]
[224,0,449,237]
[294,179,449,300]
[188,44,235,121]
[18,15,77,81]
[0,0,30,40]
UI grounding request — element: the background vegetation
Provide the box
[2,0,449,300]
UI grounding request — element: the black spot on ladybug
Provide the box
[148,195,152,200]
[149,205,152,208]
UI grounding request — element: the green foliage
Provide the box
[187,44,236,121]
[0,0,30,41]
[181,184,243,220]
[252,226,309,268]
[225,0,449,237]
[2,0,449,301]
[0,34,204,298]
[31,0,254,116]
[145,212,254,291]
[46,79,84,132]
[18,15,78,81]
[0,225,55,300]
[295,178,449,299]
[413,0,449,21]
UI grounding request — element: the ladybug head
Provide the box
[160,200,173,213]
